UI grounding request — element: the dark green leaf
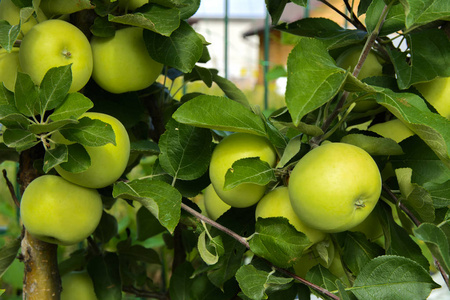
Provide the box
[0,84,14,105]
[130,140,160,156]
[90,16,116,38]
[2,128,38,151]
[305,264,341,294]
[343,232,384,276]
[212,72,250,108]
[0,104,30,129]
[136,206,166,241]
[365,0,405,35]
[265,0,289,25]
[402,0,450,28]
[28,119,78,135]
[59,117,115,147]
[38,65,72,115]
[352,255,440,300]
[424,180,450,208]
[224,157,276,190]
[49,93,94,121]
[169,262,194,300]
[117,242,161,265]
[43,144,68,173]
[58,143,91,173]
[341,133,404,155]
[178,0,200,19]
[93,211,118,243]
[414,223,450,274]
[0,21,20,52]
[0,238,21,277]
[14,72,39,117]
[87,253,122,300]
[184,65,213,87]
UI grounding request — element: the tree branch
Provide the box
[123,285,169,299]
[2,169,19,208]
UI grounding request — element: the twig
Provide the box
[180,203,340,299]
[319,0,354,26]
[342,0,366,30]
[2,169,19,208]
[123,286,169,299]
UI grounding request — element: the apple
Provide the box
[0,0,47,37]
[203,184,231,221]
[368,118,415,143]
[90,26,163,94]
[20,175,103,246]
[288,142,382,232]
[118,0,149,11]
[19,19,93,93]
[61,271,97,300]
[414,77,450,119]
[0,47,20,91]
[54,112,131,189]
[348,208,383,241]
[255,187,326,246]
[209,132,277,208]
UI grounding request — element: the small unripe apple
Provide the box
[20,175,103,246]
[289,143,382,232]
[54,112,131,189]
[203,184,231,221]
[368,118,414,143]
[0,47,20,91]
[61,271,98,300]
[255,187,326,246]
[90,26,163,94]
[209,133,277,208]
[414,77,450,119]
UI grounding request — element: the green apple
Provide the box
[288,143,382,232]
[203,184,231,221]
[0,0,47,37]
[255,187,326,246]
[368,118,415,143]
[0,47,20,91]
[209,132,277,208]
[118,0,149,11]
[19,19,93,93]
[348,208,383,241]
[20,175,103,245]
[90,26,163,94]
[54,112,131,189]
[414,77,450,119]
[61,271,97,300]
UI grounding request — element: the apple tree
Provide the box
[0,0,449,299]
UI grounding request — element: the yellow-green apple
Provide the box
[19,19,93,93]
[209,132,277,208]
[414,77,450,119]
[368,118,414,143]
[288,143,382,232]
[204,184,231,221]
[348,208,383,241]
[54,112,130,189]
[255,187,326,246]
[90,26,163,94]
[0,0,47,37]
[20,175,103,245]
[0,47,20,91]
[118,0,149,10]
[336,46,383,112]
[61,271,97,300]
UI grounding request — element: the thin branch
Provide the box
[319,0,354,26]
[342,0,366,30]
[180,203,340,300]
[123,286,169,299]
[2,169,19,208]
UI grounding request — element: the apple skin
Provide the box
[255,187,326,246]
[209,133,277,208]
[19,19,93,93]
[0,0,47,37]
[118,0,149,10]
[20,175,103,246]
[414,77,450,119]
[204,184,231,221]
[368,119,414,143]
[288,143,382,233]
[0,47,20,91]
[348,208,383,241]
[90,26,163,94]
[54,112,130,189]
[61,271,97,300]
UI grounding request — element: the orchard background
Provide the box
[0,0,449,299]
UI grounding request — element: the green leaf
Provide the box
[341,133,404,156]
[366,0,405,35]
[402,0,450,28]
[173,95,266,136]
[276,135,302,168]
[343,232,384,276]
[414,223,450,274]
[58,143,91,173]
[0,21,20,52]
[249,217,310,268]
[375,88,450,168]
[0,238,21,277]
[158,119,211,180]
[43,144,68,173]
[109,4,180,36]
[144,20,203,73]
[14,72,39,117]
[38,65,72,115]
[58,117,115,147]
[224,157,276,190]
[0,104,30,129]
[286,37,347,126]
[351,255,440,300]
[211,72,250,108]
[49,92,94,121]
[131,140,160,156]
[90,16,116,38]
[236,265,293,300]
[265,0,289,25]
[424,180,450,208]
[117,242,161,265]
[178,0,201,19]
[388,29,450,89]
[87,253,122,300]
[169,262,194,300]
[305,264,341,295]
[0,85,14,105]
[136,206,166,241]
[28,119,78,135]
[197,231,224,265]
[93,211,118,243]
[113,179,181,234]
[2,128,38,151]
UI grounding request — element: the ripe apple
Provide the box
[90,26,163,94]
[368,118,415,143]
[255,187,326,246]
[54,112,131,189]
[209,132,277,208]
[61,271,97,300]
[19,19,93,93]
[0,47,20,91]
[0,0,47,37]
[20,175,103,246]
[414,77,450,119]
[203,184,231,221]
[118,0,149,11]
[288,143,382,232]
